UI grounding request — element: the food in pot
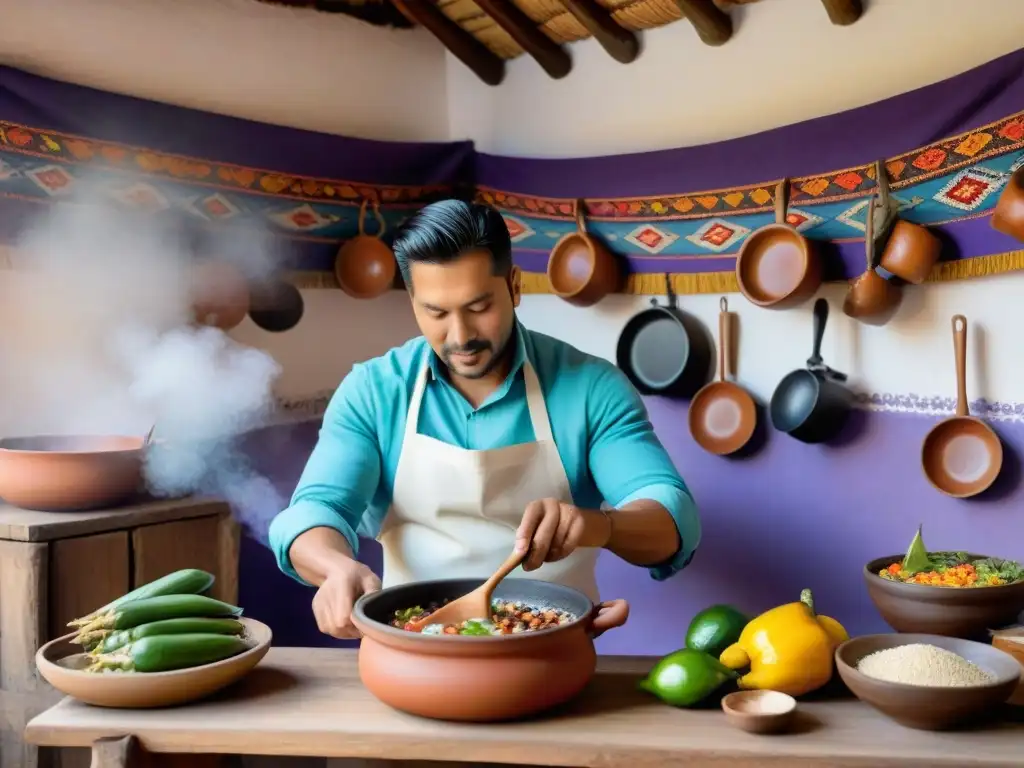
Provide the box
[879,525,1023,587]
[391,600,575,636]
[639,648,737,707]
[856,643,995,687]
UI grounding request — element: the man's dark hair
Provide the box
[391,199,512,287]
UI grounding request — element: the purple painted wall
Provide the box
[235,403,1024,657]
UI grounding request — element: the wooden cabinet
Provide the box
[0,497,239,768]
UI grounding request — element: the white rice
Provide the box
[856,643,995,687]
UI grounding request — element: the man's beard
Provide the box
[442,327,514,380]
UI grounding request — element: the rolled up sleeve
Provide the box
[268,363,381,584]
[586,363,701,581]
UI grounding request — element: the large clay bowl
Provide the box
[864,554,1024,639]
[0,435,146,511]
[835,633,1020,730]
[352,578,629,722]
[35,618,272,708]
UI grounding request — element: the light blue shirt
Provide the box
[269,322,701,584]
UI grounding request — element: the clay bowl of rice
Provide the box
[835,633,1020,730]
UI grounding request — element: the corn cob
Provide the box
[83,618,245,654]
[68,569,215,627]
[86,633,249,673]
[73,594,243,637]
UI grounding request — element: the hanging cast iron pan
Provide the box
[769,298,854,444]
[615,274,713,399]
[248,278,305,333]
[688,297,757,455]
[921,315,1003,498]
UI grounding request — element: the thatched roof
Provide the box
[259,0,864,83]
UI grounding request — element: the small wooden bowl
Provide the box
[35,618,272,708]
[721,690,797,734]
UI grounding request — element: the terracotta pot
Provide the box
[0,435,146,511]
[334,200,397,299]
[863,554,1024,639]
[843,194,903,326]
[190,260,251,331]
[351,578,629,722]
[546,199,622,307]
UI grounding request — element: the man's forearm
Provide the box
[288,527,358,587]
[583,500,681,566]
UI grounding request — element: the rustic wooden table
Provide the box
[22,650,1024,768]
[0,495,240,768]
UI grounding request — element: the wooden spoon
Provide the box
[406,549,525,632]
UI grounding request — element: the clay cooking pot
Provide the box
[842,194,903,325]
[190,260,251,331]
[334,199,397,299]
[352,578,629,722]
[872,158,942,284]
[546,199,622,306]
[0,435,146,511]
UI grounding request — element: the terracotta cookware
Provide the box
[769,298,854,444]
[615,274,713,399]
[334,199,396,299]
[546,199,622,306]
[874,159,942,284]
[0,434,147,511]
[835,633,1020,731]
[842,194,903,325]
[248,278,305,333]
[189,260,251,331]
[721,690,797,735]
[688,297,756,455]
[352,578,629,722]
[35,618,272,708]
[991,627,1024,705]
[991,166,1024,242]
[735,178,821,309]
[406,549,524,631]
[921,315,1003,498]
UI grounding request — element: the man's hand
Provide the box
[311,558,381,639]
[515,499,612,571]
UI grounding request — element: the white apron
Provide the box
[377,358,600,602]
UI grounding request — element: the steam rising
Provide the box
[0,189,286,535]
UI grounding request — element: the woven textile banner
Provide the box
[2,49,1024,295]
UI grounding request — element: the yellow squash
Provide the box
[718,588,848,697]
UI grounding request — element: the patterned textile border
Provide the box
[275,389,1024,425]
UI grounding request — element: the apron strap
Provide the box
[523,361,554,443]
[403,362,431,442]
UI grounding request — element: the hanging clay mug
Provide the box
[874,158,942,284]
[843,194,902,326]
[546,199,622,307]
[334,199,397,299]
[189,259,251,331]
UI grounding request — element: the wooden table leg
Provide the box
[90,736,146,768]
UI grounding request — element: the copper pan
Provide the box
[842,194,902,326]
[991,166,1024,242]
[0,434,147,511]
[334,200,397,300]
[688,297,756,456]
[546,199,622,307]
[921,315,1003,498]
[735,179,821,309]
[189,260,250,331]
[874,158,942,284]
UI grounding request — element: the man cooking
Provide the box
[269,199,700,639]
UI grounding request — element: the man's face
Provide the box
[408,249,519,380]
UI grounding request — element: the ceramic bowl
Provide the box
[35,617,272,708]
[721,690,797,734]
[352,578,629,722]
[863,554,1024,639]
[834,633,1020,731]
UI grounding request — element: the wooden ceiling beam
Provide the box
[474,0,571,79]
[391,0,505,86]
[561,0,640,64]
[820,0,863,25]
[673,0,733,46]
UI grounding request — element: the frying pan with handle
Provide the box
[769,298,854,444]
[615,274,712,399]
[688,297,757,455]
[921,315,1003,498]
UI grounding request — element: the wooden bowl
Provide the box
[721,690,797,734]
[991,627,1024,705]
[35,618,272,708]
[835,633,1020,730]
[864,554,1024,639]
[0,435,145,511]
